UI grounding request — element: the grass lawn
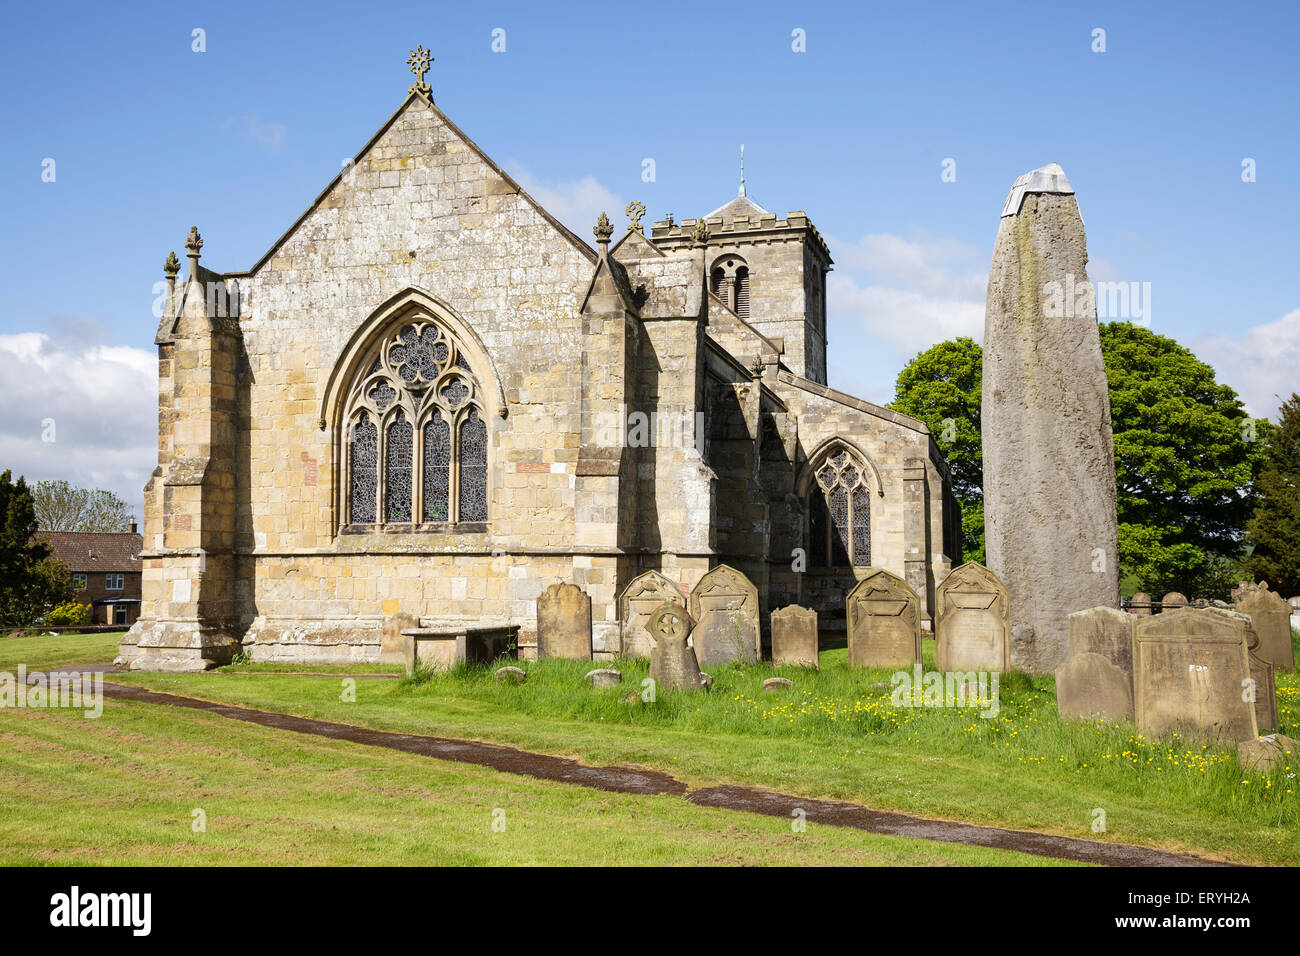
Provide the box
[0,673,1067,866]
[1,630,1294,865]
[0,631,124,670]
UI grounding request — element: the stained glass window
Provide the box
[342,317,491,528]
[459,407,488,522]
[422,412,450,522]
[808,444,871,568]
[349,413,378,524]
[385,412,413,523]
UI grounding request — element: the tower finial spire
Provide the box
[739,144,745,197]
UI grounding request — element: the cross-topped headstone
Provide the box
[407,44,433,101]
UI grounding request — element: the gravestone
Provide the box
[1132,608,1258,744]
[762,677,794,693]
[584,668,622,688]
[1237,586,1295,674]
[1067,606,1133,677]
[1238,733,1299,773]
[770,605,819,668]
[688,565,761,666]
[1129,593,1152,617]
[1160,592,1188,611]
[647,602,703,692]
[618,570,685,658]
[846,568,922,669]
[1056,652,1132,722]
[982,163,1120,675]
[1203,605,1279,734]
[1231,580,1263,605]
[536,582,593,660]
[935,563,1010,673]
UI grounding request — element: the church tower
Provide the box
[649,168,832,384]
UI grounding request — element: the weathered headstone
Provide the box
[1160,592,1188,611]
[647,602,703,692]
[1238,733,1299,773]
[688,565,760,666]
[1056,652,1132,722]
[1132,608,1258,744]
[618,570,685,658]
[1203,605,1279,734]
[536,582,593,660]
[1237,586,1295,674]
[584,668,622,688]
[935,563,1010,673]
[770,605,819,668]
[494,666,527,684]
[1067,606,1133,677]
[982,163,1120,675]
[846,568,922,669]
[762,677,794,693]
[1231,580,1263,605]
[1129,592,1152,617]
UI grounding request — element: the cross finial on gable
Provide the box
[625,201,646,234]
[739,143,746,197]
[407,44,434,104]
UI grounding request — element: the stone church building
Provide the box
[120,57,960,670]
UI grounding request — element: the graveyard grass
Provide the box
[0,633,1063,866]
[5,631,1299,865]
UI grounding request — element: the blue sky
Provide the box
[1,0,1297,516]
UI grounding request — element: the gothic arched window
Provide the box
[807,445,871,568]
[342,319,490,528]
[710,254,750,320]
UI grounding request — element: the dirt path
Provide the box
[67,676,1231,867]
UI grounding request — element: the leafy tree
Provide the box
[1245,393,1300,595]
[31,479,132,532]
[0,471,75,627]
[889,324,1268,598]
[889,337,984,561]
[1101,323,1268,597]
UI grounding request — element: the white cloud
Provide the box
[824,232,987,400]
[0,333,155,519]
[505,162,623,238]
[224,115,287,153]
[1196,309,1300,420]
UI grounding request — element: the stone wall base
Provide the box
[117,618,238,672]
[242,617,383,665]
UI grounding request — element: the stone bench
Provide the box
[401,621,519,675]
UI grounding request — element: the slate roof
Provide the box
[704,192,770,221]
[39,531,144,573]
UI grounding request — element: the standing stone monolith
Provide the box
[982,163,1119,674]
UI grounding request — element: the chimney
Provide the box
[129,516,138,534]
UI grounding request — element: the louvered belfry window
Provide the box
[343,319,489,527]
[734,266,750,320]
[710,255,749,318]
[808,446,871,568]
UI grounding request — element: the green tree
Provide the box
[31,479,132,532]
[1101,323,1268,597]
[0,470,76,627]
[889,324,1267,597]
[889,337,984,561]
[1245,393,1300,595]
